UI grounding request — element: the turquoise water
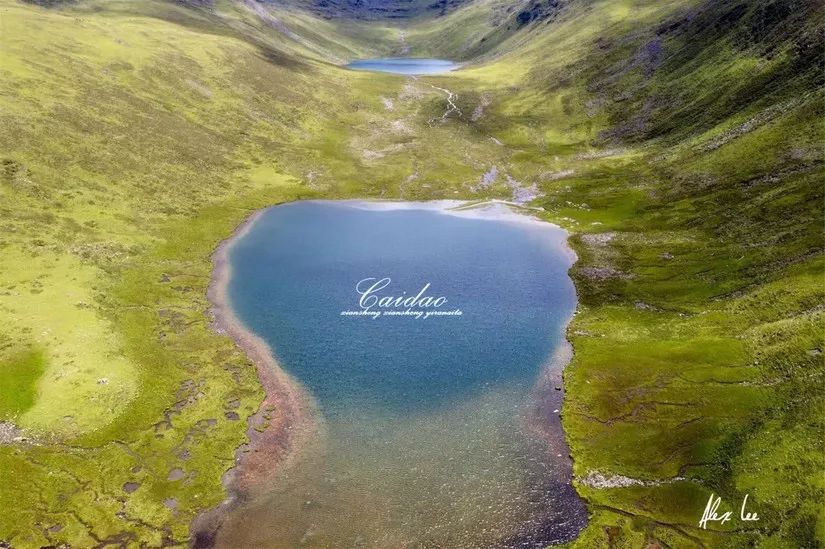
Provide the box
[219,201,587,548]
[346,58,459,75]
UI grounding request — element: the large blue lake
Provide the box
[346,58,459,75]
[219,200,587,548]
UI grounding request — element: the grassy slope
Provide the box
[444,0,824,546]
[0,0,822,547]
[0,1,514,545]
[0,4,313,545]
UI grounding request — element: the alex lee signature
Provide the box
[699,493,759,529]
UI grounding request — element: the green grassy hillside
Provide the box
[0,0,822,547]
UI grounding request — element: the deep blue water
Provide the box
[229,201,575,416]
[346,57,459,75]
[222,201,586,548]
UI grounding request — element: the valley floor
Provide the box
[0,0,822,547]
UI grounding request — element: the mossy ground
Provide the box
[0,349,45,418]
[0,0,822,547]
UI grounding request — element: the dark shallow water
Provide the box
[221,200,587,548]
[346,57,459,75]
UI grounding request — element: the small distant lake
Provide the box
[218,200,587,548]
[346,57,459,75]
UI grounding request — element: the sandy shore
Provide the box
[517,241,590,543]
[522,241,579,474]
[191,209,321,548]
[523,340,576,468]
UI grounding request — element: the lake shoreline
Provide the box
[190,207,322,548]
[193,198,586,546]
